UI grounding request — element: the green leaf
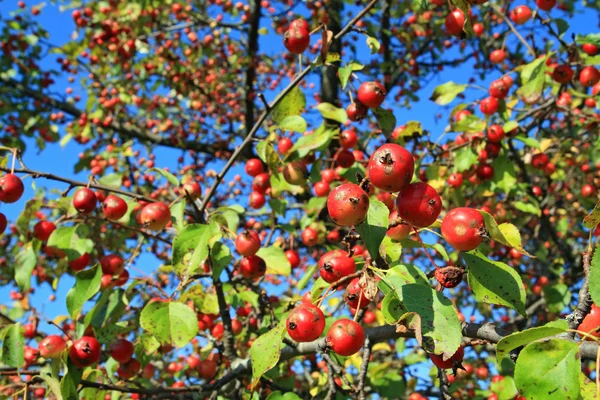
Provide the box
[366,36,381,54]
[98,173,122,188]
[453,114,487,133]
[288,125,337,158]
[47,225,94,262]
[430,81,468,106]
[256,141,282,171]
[16,198,42,236]
[298,265,317,290]
[491,375,518,400]
[278,115,307,133]
[60,358,82,399]
[381,291,407,324]
[271,86,306,125]
[398,239,449,261]
[149,168,179,186]
[379,237,403,266]
[15,240,40,292]
[170,199,186,232]
[513,200,541,216]
[395,284,462,357]
[269,198,288,216]
[554,18,569,35]
[0,323,24,368]
[311,277,331,304]
[180,286,220,315]
[514,339,580,399]
[495,320,568,363]
[454,147,478,173]
[266,391,302,400]
[316,103,347,124]
[576,33,600,46]
[580,373,597,400]
[492,155,517,195]
[587,245,600,305]
[502,121,519,133]
[212,207,241,232]
[373,107,396,135]
[543,282,571,313]
[463,251,527,316]
[338,61,364,89]
[255,246,291,276]
[270,172,304,196]
[39,362,63,400]
[583,199,600,229]
[479,210,532,256]
[172,222,221,277]
[514,136,541,151]
[355,200,390,259]
[210,241,232,280]
[250,318,288,389]
[139,301,198,348]
[516,56,547,102]
[66,265,103,320]
[79,370,106,400]
[93,322,132,344]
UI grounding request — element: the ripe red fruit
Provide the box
[326,319,365,356]
[39,335,67,359]
[473,22,484,37]
[285,249,301,269]
[69,336,101,367]
[198,359,218,380]
[249,191,266,209]
[23,323,36,338]
[582,184,596,198]
[231,319,243,335]
[578,304,600,339]
[117,358,141,379]
[476,366,489,379]
[489,49,506,64]
[245,158,264,177]
[476,164,494,180]
[582,43,600,56]
[110,338,134,363]
[327,183,370,226]
[339,130,358,149]
[510,5,532,24]
[552,65,574,84]
[479,97,499,116]
[429,346,464,369]
[139,202,171,230]
[441,208,486,251]
[318,249,356,284]
[284,27,310,54]
[344,278,370,309]
[0,174,24,203]
[396,182,442,228]
[252,173,271,193]
[367,143,415,192]
[290,19,309,31]
[580,66,600,87]
[0,212,6,233]
[182,181,202,199]
[101,254,125,275]
[314,181,330,197]
[357,82,387,108]
[102,195,128,221]
[489,79,509,99]
[69,253,91,272]
[33,220,56,241]
[114,269,129,287]
[536,0,556,10]
[487,125,505,143]
[239,255,267,279]
[531,153,549,169]
[447,173,463,188]
[283,161,308,185]
[73,188,97,214]
[235,230,261,257]
[346,102,368,121]
[445,9,465,37]
[301,227,319,246]
[277,137,294,155]
[387,210,411,240]
[286,304,325,342]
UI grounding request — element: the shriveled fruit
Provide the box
[367,143,414,192]
[396,182,442,228]
[286,304,325,342]
[139,202,171,230]
[318,249,356,284]
[239,255,267,279]
[441,207,486,251]
[0,174,24,203]
[69,336,101,367]
[326,319,365,356]
[434,265,465,288]
[357,81,387,108]
[235,230,261,257]
[327,183,370,226]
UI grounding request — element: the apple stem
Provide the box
[46,318,73,342]
[413,227,440,270]
[349,90,354,104]
[353,289,363,321]
[10,149,16,174]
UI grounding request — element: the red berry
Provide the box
[326,319,365,356]
[346,102,368,121]
[582,184,596,198]
[252,173,271,193]
[69,253,91,272]
[182,181,202,199]
[447,173,463,188]
[283,27,310,54]
[441,207,486,251]
[531,153,549,169]
[489,79,509,99]
[239,255,267,279]
[479,97,499,116]
[277,137,294,155]
[69,336,101,368]
[578,304,600,339]
[536,0,556,10]
[301,227,319,246]
[582,43,600,56]
[357,81,387,108]
[102,195,128,221]
[117,358,141,379]
[429,346,464,369]
[552,65,574,84]
[387,210,411,240]
[344,278,370,309]
[489,49,506,64]
[476,164,494,180]
[245,158,264,177]
[327,183,369,226]
[33,220,56,241]
[101,254,125,275]
[445,9,465,36]
[286,304,325,342]
[339,130,358,149]
[580,66,600,87]
[198,359,218,380]
[510,5,532,24]
[396,182,442,228]
[110,339,134,363]
[235,230,261,257]
[285,250,301,269]
[318,249,356,284]
[367,143,415,192]
[249,191,266,209]
[335,149,355,168]
[0,212,6,233]
[73,188,97,214]
[314,181,331,197]
[0,174,24,203]
[487,125,505,143]
[139,202,171,230]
